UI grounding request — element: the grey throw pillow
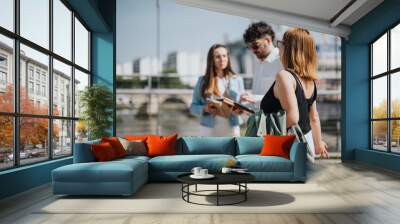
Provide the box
[118,137,147,156]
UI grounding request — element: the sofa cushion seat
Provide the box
[53,159,147,183]
[116,155,150,163]
[236,155,293,172]
[149,154,235,172]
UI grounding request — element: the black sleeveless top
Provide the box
[260,70,317,133]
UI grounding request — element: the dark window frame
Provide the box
[0,0,92,171]
[370,21,400,154]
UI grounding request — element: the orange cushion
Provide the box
[146,134,178,157]
[91,142,117,162]
[101,137,127,158]
[124,135,151,141]
[259,135,296,159]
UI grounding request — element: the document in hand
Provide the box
[222,97,255,114]
[207,97,255,118]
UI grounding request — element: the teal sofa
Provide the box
[52,136,306,196]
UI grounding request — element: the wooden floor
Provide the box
[1,160,400,224]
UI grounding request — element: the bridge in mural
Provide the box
[116,87,340,117]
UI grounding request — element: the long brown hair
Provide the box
[280,28,318,80]
[201,44,235,99]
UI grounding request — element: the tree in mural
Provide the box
[0,84,59,151]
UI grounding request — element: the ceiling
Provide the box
[175,0,384,38]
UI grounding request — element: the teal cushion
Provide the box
[236,137,263,155]
[73,139,101,163]
[149,154,235,172]
[177,137,236,155]
[236,155,293,172]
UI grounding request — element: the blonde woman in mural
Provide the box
[261,28,329,158]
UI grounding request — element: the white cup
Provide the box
[191,167,202,176]
[200,169,208,176]
[221,167,232,174]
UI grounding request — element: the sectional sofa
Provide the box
[52,136,307,196]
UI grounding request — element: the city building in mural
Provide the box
[163,51,205,86]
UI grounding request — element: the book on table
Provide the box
[207,97,255,118]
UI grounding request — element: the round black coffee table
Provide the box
[177,173,255,206]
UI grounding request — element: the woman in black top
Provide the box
[261,28,328,158]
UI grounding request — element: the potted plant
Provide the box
[79,84,113,140]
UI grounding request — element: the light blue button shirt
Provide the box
[190,75,245,128]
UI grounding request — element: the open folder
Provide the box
[207,97,255,118]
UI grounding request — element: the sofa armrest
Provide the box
[73,140,100,163]
[289,141,307,181]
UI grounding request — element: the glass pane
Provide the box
[391,120,400,153]
[391,24,400,70]
[372,121,388,151]
[391,72,400,118]
[20,44,49,115]
[20,117,49,165]
[53,59,72,117]
[74,69,89,118]
[0,0,14,31]
[0,34,14,112]
[75,120,88,143]
[20,0,49,49]
[372,77,387,119]
[372,33,387,76]
[75,18,89,70]
[53,119,72,157]
[0,116,13,170]
[53,0,72,60]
